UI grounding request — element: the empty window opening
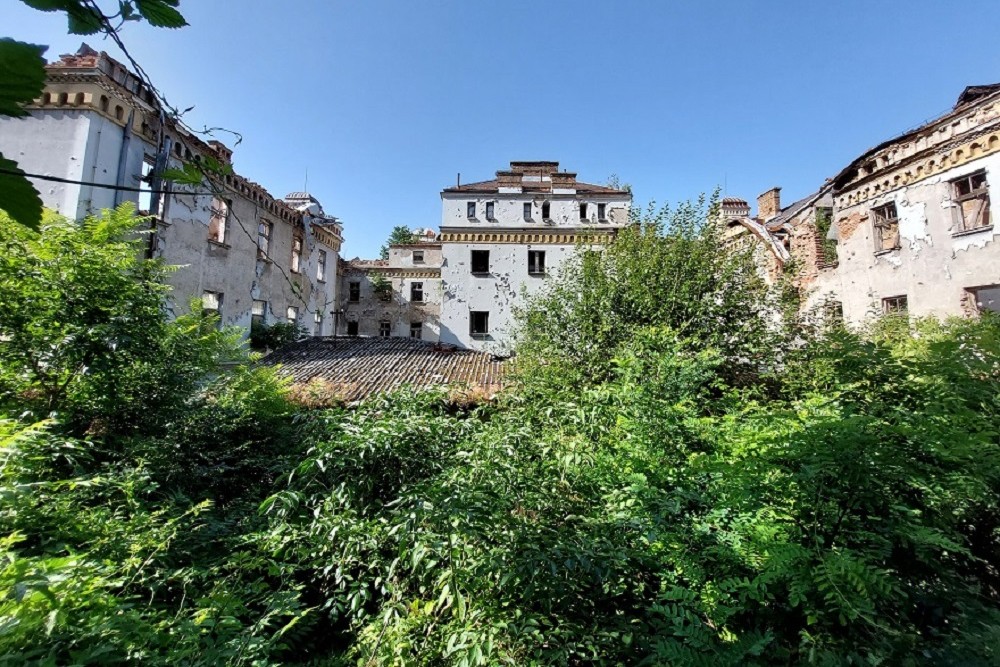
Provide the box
[286,306,299,324]
[470,311,489,337]
[57,92,68,106]
[202,291,223,320]
[967,285,1000,314]
[252,299,267,327]
[313,311,323,335]
[317,250,327,282]
[413,250,425,264]
[347,320,359,336]
[257,220,272,259]
[471,249,490,274]
[379,320,391,337]
[523,202,533,220]
[291,236,303,273]
[411,281,424,302]
[410,322,422,340]
[138,158,155,215]
[528,250,546,275]
[73,92,84,106]
[871,202,900,252]
[580,202,588,220]
[598,203,607,221]
[542,201,551,220]
[882,295,908,314]
[952,170,991,232]
[348,281,361,303]
[115,105,124,121]
[42,92,51,105]
[486,201,495,219]
[467,201,476,218]
[208,196,229,244]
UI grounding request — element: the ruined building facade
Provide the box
[0,45,343,334]
[732,83,1000,322]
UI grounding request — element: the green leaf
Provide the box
[66,6,104,35]
[135,0,188,28]
[0,39,47,117]
[0,153,43,229]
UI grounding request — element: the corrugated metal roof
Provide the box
[263,337,506,402]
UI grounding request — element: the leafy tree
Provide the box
[380,224,419,259]
[1,1,188,229]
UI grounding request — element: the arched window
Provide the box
[57,92,68,106]
[73,92,85,106]
[99,95,109,112]
[115,105,124,121]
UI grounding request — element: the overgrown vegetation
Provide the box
[1,201,998,665]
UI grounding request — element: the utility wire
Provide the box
[0,167,206,196]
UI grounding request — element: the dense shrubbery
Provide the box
[1,202,998,665]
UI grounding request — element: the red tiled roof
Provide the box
[263,337,506,402]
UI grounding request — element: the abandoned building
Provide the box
[0,44,343,334]
[338,231,443,340]
[731,83,1000,322]
[437,161,632,351]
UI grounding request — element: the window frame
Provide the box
[201,290,223,319]
[597,203,607,221]
[348,281,361,303]
[523,202,532,221]
[286,305,299,324]
[486,201,495,220]
[467,201,476,219]
[871,202,900,252]
[290,235,303,273]
[251,299,267,326]
[410,321,422,340]
[413,250,425,264]
[410,281,424,302]
[378,320,391,337]
[952,170,991,233]
[882,295,908,314]
[579,202,588,220]
[317,249,327,282]
[208,196,230,245]
[257,220,273,259]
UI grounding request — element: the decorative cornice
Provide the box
[836,129,1000,209]
[437,230,615,244]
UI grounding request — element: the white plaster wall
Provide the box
[439,242,579,352]
[809,152,1000,321]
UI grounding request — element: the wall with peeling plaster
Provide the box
[806,153,1000,321]
[339,261,442,341]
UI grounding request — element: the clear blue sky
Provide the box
[4,0,1000,258]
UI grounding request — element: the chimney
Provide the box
[496,170,520,187]
[550,172,577,187]
[757,187,782,222]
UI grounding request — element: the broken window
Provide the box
[202,291,223,321]
[410,322,422,339]
[467,201,476,218]
[470,311,489,337]
[317,250,327,282]
[882,295,908,314]
[291,236,303,273]
[286,306,299,324]
[257,220,272,259]
[347,320,359,336]
[471,249,490,274]
[252,299,267,327]
[871,202,899,252]
[824,300,844,323]
[528,250,545,275]
[208,196,229,244]
[411,281,424,302]
[313,311,323,336]
[598,203,607,221]
[952,170,991,232]
[486,201,495,220]
[348,281,361,303]
[966,284,1000,314]
[379,320,391,337]
[580,202,588,220]
[542,201,551,220]
[413,250,424,264]
[138,157,154,215]
[523,203,532,221]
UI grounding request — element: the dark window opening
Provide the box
[598,203,607,221]
[470,311,489,337]
[542,201,551,220]
[347,321,359,336]
[413,250,424,263]
[528,250,545,275]
[410,322,422,339]
[252,299,266,327]
[379,320,391,337]
[467,201,476,218]
[348,281,361,303]
[471,249,490,274]
[580,202,588,220]
[411,282,424,302]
